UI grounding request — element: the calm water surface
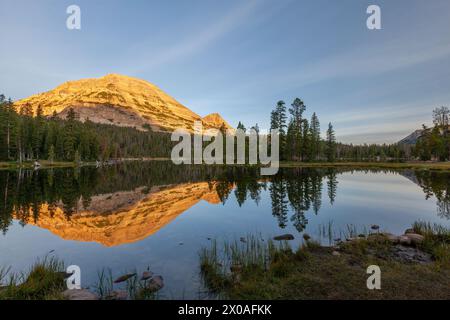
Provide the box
[0,162,449,298]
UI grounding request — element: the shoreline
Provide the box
[1,160,450,171]
[0,158,171,170]
[279,161,450,170]
[199,222,450,300]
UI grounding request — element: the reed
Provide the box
[0,256,65,300]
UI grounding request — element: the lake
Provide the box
[0,161,449,298]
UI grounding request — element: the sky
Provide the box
[1,0,450,144]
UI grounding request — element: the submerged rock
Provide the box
[62,289,98,300]
[273,234,294,241]
[113,273,136,283]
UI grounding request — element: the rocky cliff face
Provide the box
[202,113,233,131]
[15,182,223,247]
[13,74,233,132]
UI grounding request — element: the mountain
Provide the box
[13,74,233,133]
[398,129,423,145]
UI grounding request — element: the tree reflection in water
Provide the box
[0,163,449,237]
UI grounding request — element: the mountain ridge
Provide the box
[13,74,233,133]
[398,129,423,145]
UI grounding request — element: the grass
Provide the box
[0,256,66,300]
[199,236,292,298]
[199,223,450,299]
[0,259,160,300]
[2,160,450,171]
[94,268,158,300]
[412,221,450,266]
[317,221,370,245]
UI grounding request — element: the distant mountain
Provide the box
[13,74,233,133]
[398,129,423,145]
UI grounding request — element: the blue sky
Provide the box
[1,0,450,144]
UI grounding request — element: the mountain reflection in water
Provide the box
[0,161,449,247]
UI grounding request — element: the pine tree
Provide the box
[250,123,260,134]
[302,119,311,160]
[32,105,44,159]
[276,101,287,136]
[271,101,287,159]
[288,98,306,160]
[63,108,77,161]
[325,122,336,162]
[48,144,55,163]
[74,149,81,164]
[285,120,295,160]
[309,112,321,161]
[270,110,277,131]
[0,95,7,160]
[237,121,246,133]
[289,98,306,126]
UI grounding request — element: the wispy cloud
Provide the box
[330,92,450,144]
[331,95,450,126]
[243,37,450,94]
[125,0,260,74]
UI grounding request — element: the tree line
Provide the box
[239,99,408,163]
[0,94,172,162]
[1,92,448,164]
[413,106,450,161]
